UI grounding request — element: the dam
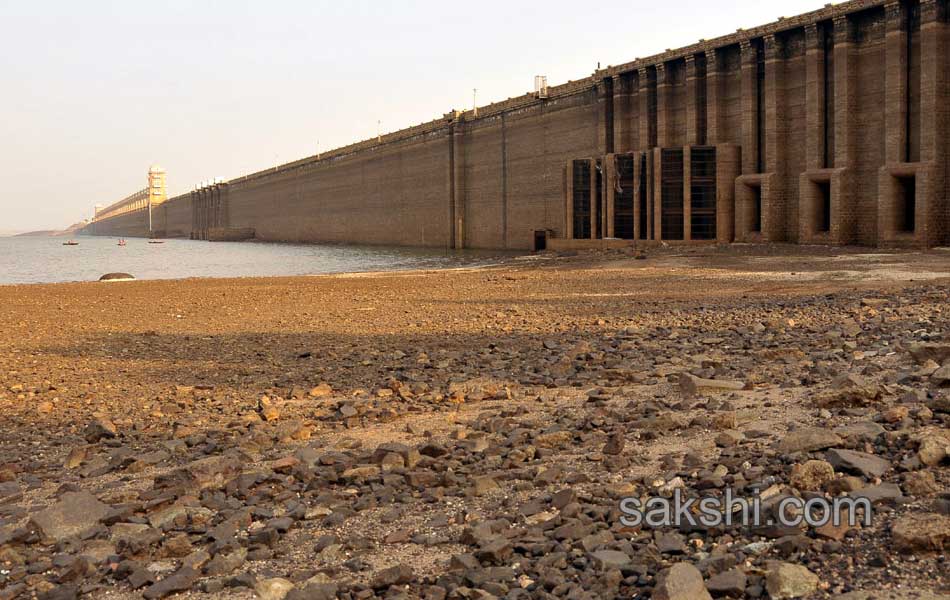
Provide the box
[86,0,950,251]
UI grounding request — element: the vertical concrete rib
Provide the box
[638,67,652,152]
[884,1,909,166]
[656,63,670,149]
[804,24,826,171]
[739,40,758,175]
[833,14,857,242]
[501,113,509,248]
[599,77,616,155]
[453,120,466,249]
[685,55,699,147]
[447,122,456,249]
[638,67,655,240]
[919,0,947,245]
[763,33,786,241]
[705,49,720,146]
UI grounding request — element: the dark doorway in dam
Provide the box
[816,181,832,233]
[751,186,763,233]
[897,176,916,233]
[594,161,603,240]
[615,154,635,239]
[638,154,649,240]
[572,160,592,239]
[690,146,717,240]
[534,230,547,251]
[661,148,684,241]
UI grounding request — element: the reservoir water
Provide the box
[0,236,520,285]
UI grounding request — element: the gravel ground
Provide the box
[0,244,948,600]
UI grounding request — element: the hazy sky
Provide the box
[0,0,824,232]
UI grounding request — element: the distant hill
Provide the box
[15,220,89,238]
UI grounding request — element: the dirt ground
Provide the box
[0,244,948,600]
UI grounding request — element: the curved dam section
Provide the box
[86,0,950,251]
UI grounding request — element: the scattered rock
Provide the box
[790,460,835,491]
[705,568,747,598]
[653,562,712,600]
[602,432,625,455]
[30,491,110,542]
[776,428,842,454]
[765,562,820,599]
[826,449,892,478]
[891,513,950,552]
[254,578,294,600]
[83,417,117,442]
[679,373,745,397]
[143,566,199,599]
[371,564,413,589]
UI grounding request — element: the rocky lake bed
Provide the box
[0,245,948,599]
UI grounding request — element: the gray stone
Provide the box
[826,449,892,478]
[143,566,200,599]
[836,591,950,599]
[833,421,885,441]
[908,342,950,366]
[705,568,746,597]
[653,562,712,600]
[254,578,294,600]
[931,364,950,385]
[891,513,950,553]
[602,433,625,455]
[286,583,339,600]
[776,428,843,454]
[371,564,414,589]
[204,547,246,576]
[764,562,819,599]
[851,483,904,505]
[83,417,117,442]
[679,373,745,397]
[655,531,687,554]
[590,549,631,570]
[30,491,110,543]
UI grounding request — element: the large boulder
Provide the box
[30,491,110,543]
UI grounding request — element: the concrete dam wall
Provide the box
[87,0,950,250]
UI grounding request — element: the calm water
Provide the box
[0,236,521,285]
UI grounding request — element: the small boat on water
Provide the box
[148,240,165,244]
[118,239,127,246]
[62,240,79,246]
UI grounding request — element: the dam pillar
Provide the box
[638,66,656,240]
[734,39,764,243]
[799,22,836,244]
[739,40,758,176]
[917,0,947,246]
[705,49,720,146]
[598,77,616,155]
[685,55,702,146]
[878,0,949,247]
[763,33,787,242]
[656,63,670,149]
[454,124,466,249]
